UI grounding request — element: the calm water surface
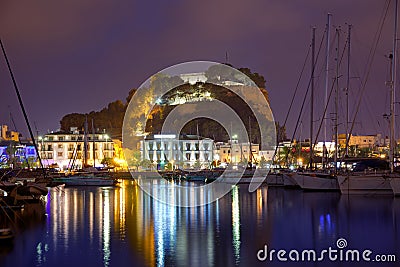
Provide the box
[1,180,399,267]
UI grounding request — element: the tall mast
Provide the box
[84,116,88,167]
[345,24,352,157]
[92,119,95,168]
[390,0,398,172]
[249,116,252,165]
[323,14,332,168]
[334,28,340,174]
[0,39,46,177]
[310,27,316,169]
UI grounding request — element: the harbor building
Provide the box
[1,124,20,142]
[0,140,37,168]
[337,133,387,149]
[140,134,214,169]
[37,127,115,170]
[215,140,260,165]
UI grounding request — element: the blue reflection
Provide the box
[2,182,400,267]
[318,213,335,237]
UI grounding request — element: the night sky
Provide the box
[0,0,397,141]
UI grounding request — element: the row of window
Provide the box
[41,151,112,159]
[42,144,113,151]
[147,143,211,151]
[46,135,106,141]
[146,153,211,161]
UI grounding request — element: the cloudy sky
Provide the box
[0,0,397,140]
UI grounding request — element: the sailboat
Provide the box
[0,39,49,204]
[388,0,400,197]
[338,0,397,195]
[290,17,340,191]
[52,118,118,187]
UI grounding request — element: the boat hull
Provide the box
[291,173,339,191]
[53,177,117,186]
[283,173,300,187]
[390,174,400,196]
[0,228,14,241]
[265,173,285,186]
[337,174,392,195]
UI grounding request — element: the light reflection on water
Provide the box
[231,186,240,265]
[0,180,399,267]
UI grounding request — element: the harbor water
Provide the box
[1,180,399,267]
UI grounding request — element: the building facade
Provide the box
[337,134,385,149]
[37,128,114,170]
[140,134,214,169]
[215,140,260,165]
[1,125,20,142]
[0,140,37,168]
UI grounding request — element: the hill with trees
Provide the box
[59,65,286,142]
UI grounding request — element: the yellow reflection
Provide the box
[89,192,94,243]
[103,189,111,266]
[126,181,156,266]
[257,188,262,220]
[119,182,126,239]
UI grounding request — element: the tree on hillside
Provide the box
[237,67,266,88]
[59,66,270,141]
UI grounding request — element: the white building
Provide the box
[215,140,260,165]
[179,72,207,85]
[37,128,114,170]
[140,134,214,169]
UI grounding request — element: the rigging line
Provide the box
[313,29,348,148]
[360,91,381,133]
[282,44,312,128]
[7,106,18,133]
[271,35,313,163]
[344,0,391,162]
[0,38,46,179]
[361,0,392,80]
[284,28,327,164]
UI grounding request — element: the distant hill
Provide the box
[59,66,285,142]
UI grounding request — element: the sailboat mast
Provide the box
[0,39,46,176]
[249,116,252,165]
[334,28,340,174]
[310,27,316,169]
[390,0,398,173]
[84,116,88,167]
[92,119,95,168]
[345,24,352,157]
[323,14,332,168]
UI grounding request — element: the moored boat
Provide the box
[337,173,392,195]
[291,172,339,191]
[389,173,400,196]
[52,173,118,186]
[0,228,14,241]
